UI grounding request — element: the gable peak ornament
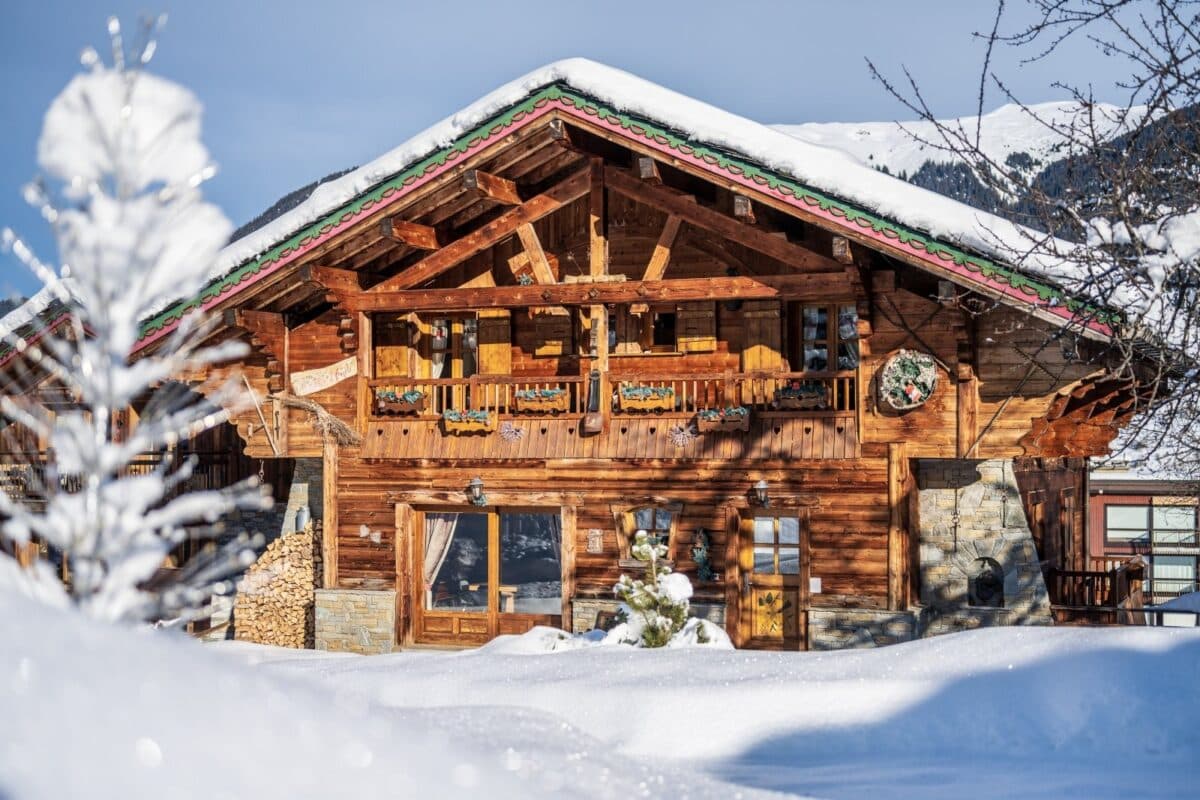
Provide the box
[878,349,938,410]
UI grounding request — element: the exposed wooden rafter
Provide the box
[462,169,521,205]
[636,156,662,184]
[379,218,443,250]
[367,167,590,293]
[516,223,558,284]
[604,166,843,273]
[831,235,854,265]
[733,194,756,224]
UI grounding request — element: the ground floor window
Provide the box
[423,510,562,615]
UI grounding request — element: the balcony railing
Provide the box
[370,371,856,419]
[610,371,855,414]
[371,376,588,418]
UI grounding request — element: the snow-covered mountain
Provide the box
[773,101,1142,185]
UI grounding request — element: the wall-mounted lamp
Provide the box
[467,476,487,507]
[752,479,770,508]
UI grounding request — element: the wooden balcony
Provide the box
[362,371,859,461]
[369,371,855,420]
[1048,558,1147,625]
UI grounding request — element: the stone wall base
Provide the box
[314,589,396,654]
[808,608,919,650]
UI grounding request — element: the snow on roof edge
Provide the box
[205,58,1083,300]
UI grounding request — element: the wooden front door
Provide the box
[739,513,809,649]
[412,508,564,646]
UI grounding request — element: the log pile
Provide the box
[233,522,323,648]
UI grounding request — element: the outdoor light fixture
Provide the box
[753,479,770,507]
[467,476,487,506]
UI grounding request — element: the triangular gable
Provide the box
[9,62,1116,364]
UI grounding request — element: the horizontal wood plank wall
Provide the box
[860,273,961,457]
[360,416,858,461]
[332,457,891,612]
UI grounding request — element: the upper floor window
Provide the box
[797,304,859,372]
[1105,504,1197,546]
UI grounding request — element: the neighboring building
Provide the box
[2,60,1160,652]
[1089,463,1199,604]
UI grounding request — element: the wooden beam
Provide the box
[560,504,576,633]
[636,157,662,183]
[887,442,906,611]
[379,217,443,250]
[831,235,854,265]
[733,194,756,224]
[605,166,843,273]
[462,169,521,205]
[957,365,979,458]
[301,265,363,296]
[642,214,683,282]
[368,167,590,292]
[346,272,850,312]
[516,223,557,284]
[589,157,607,278]
[394,502,413,645]
[548,118,573,148]
[322,440,338,589]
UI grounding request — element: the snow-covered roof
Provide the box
[5,58,1113,360]
[205,59,1080,290]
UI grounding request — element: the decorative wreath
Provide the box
[878,349,938,410]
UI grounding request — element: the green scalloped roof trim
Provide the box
[129,81,1114,346]
[551,88,1116,327]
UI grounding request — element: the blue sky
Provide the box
[0,1,1133,301]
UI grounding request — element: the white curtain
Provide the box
[424,513,459,607]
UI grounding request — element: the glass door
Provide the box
[740,514,808,649]
[414,508,563,645]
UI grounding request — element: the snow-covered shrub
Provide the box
[0,18,268,623]
[612,529,694,647]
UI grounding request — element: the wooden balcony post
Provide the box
[887,442,907,611]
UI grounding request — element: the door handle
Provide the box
[743,573,751,593]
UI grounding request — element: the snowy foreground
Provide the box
[2,594,1198,799]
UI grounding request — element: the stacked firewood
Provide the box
[233,522,322,648]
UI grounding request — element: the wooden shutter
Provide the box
[373,314,413,378]
[741,300,783,372]
[477,309,511,375]
[676,302,716,353]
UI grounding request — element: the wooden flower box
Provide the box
[376,391,427,416]
[513,390,570,414]
[441,412,496,435]
[618,386,675,413]
[774,385,829,410]
[695,409,751,432]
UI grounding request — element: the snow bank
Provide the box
[216,624,1200,800]
[0,592,766,799]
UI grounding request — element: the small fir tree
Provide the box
[613,530,693,647]
[0,16,269,623]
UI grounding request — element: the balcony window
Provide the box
[791,303,858,372]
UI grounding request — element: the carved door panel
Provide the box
[739,514,808,649]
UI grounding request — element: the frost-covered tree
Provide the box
[0,16,268,623]
[612,530,693,647]
[868,0,1200,482]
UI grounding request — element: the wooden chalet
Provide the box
[1,61,1154,651]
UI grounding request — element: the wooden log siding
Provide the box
[331,457,890,611]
